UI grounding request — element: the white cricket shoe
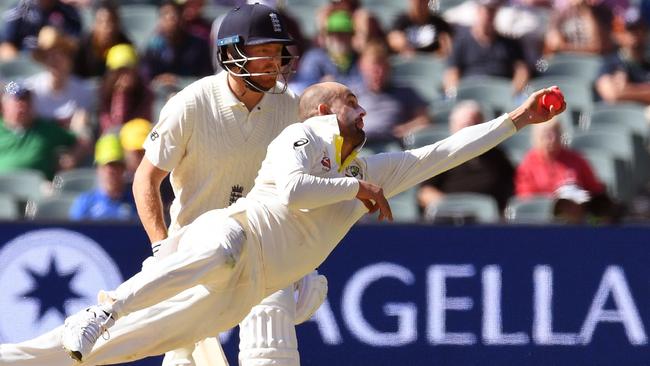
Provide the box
[61,306,115,362]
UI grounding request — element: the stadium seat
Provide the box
[388,188,419,223]
[589,103,648,137]
[201,4,232,22]
[424,192,500,224]
[286,4,320,39]
[528,76,594,127]
[0,170,45,202]
[571,131,634,165]
[504,196,555,224]
[403,125,449,149]
[0,54,45,80]
[119,5,158,50]
[52,168,97,194]
[503,145,528,165]
[542,55,603,82]
[578,148,631,201]
[25,195,78,221]
[0,193,19,220]
[390,54,446,104]
[456,76,515,117]
[501,128,532,151]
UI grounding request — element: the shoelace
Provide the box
[79,312,113,345]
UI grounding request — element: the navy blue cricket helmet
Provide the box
[216,3,297,93]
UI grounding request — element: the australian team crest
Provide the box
[0,229,123,342]
[345,164,362,179]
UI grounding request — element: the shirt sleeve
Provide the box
[69,194,88,220]
[269,124,359,210]
[364,114,517,199]
[514,153,537,197]
[143,92,194,172]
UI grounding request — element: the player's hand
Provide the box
[508,86,567,130]
[356,180,393,222]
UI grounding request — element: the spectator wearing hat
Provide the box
[69,133,138,221]
[73,0,133,79]
[119,117,175,216]
[0,82,81,180]
[443,0,530,97]
[595,7,650,104]
[0,0,82,61]
[315,0,385,54]
[119,118,152,180]
[388,0,453,57]
[25,26,95,132]
[141,0,213,87]
[291,10,362,93]
[98,44,153,134]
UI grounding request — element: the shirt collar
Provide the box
[306,114,366,172]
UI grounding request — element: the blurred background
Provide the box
[0,0,648,364]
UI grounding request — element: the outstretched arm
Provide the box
[365,88,566,199]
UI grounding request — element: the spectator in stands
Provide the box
[353,41,430,144]
[98,44,153,134]
[417,100,515,215]
[0,0,82,61]
[316,0,385,54]
[180,0,212,42]
[595,7,649,104]
[141,0,213,87]
[387,0,453,57]
[292,10,362,93]
[118,117,174,214]
[0,82,81,180]
[69,133,137,221]
[515,117,605,197]
[119,118,151,181]
[443,0,530,97]
[73,0,132,79]
[26,26,94,134]
[545,0,616,56]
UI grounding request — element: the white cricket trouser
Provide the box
[0,216,267,365]
[163,285,299,366]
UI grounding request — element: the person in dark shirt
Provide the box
[595,7,650,104]
[73,0,132,79]
[141,0,213,86]
[418,100,515,215]
[443,0,530,97]
[353,41,430,145]
[388,0,453,57]
[0,0,81,60]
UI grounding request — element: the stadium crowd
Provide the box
[0,0,649,224]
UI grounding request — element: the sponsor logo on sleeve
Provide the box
[150,131,160,141]
[293,138,309,149]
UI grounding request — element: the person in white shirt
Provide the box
[0,81,564,366]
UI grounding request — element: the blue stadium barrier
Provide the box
[0,223,648,365]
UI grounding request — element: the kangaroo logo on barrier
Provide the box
[0,229,123,343]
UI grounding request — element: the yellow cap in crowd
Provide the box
[95,134,124,165]
[120,118,152,151]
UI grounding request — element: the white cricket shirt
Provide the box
[143,71,300,233]
[240,113,517,291]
